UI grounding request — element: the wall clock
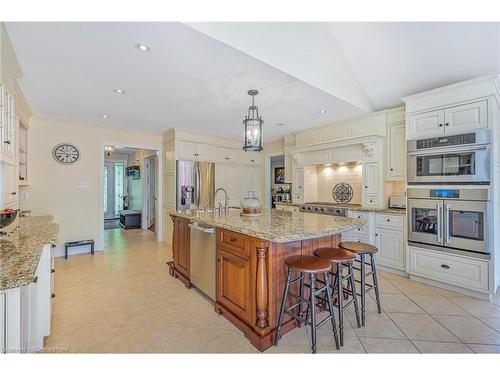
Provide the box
[52,143,80,165]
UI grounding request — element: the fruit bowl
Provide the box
[0,208,18,231]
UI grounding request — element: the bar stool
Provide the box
[274,255,340,353]
[338,241,381,326]
[313,247,361,346]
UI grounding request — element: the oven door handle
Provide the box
[437,202,443,243]
[407,144,488,156]
[444,203,451,244]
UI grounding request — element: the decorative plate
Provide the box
[332,182,353,204]
[52,143,80,165]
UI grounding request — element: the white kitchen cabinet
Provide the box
[375,227,405,271]
[215,164,241,207]
[292,168,304,204]
[240,151,263,166]
[409,246,489,292]
[363,162,378,196]
[1,162,18,208]
[1,85,15,163]
[444,100,488,133]
[177,140,214,161]
[215,146,240,164]
[284,151,292,184]
[0,293,5,353]
[387,122,406,180]
[408,109,445,139]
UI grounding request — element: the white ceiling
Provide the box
[5,22,500,142]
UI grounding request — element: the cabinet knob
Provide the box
[439,123,443,127]
[445,123,449,127]
[11,192,16,195]
[33,276,38,283]
[375,233,378,236]
[51,293,56,299]
[51,269,55,273]
[365,186,368,189]
[390,168,394,171]
[230,238,237,242]
[386,218,390,222]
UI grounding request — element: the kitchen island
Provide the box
[168,208,364,351]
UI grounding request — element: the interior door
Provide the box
[408,198,443,246]
[444,200,488,253]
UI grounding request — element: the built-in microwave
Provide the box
[407,129,490,184]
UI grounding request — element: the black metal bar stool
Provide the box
[338,241,381,326]
[313,247,361,346]
[274,255,340,353]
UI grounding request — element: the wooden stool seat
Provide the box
[313,247,356,263]
[285,255,332,273]
[339,241,378,254]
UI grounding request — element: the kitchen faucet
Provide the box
[215,188,229,213]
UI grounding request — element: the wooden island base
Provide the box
[169,215,341,352]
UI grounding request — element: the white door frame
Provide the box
[99,142,163,251]
[143,152,157,230]
[264,152,285,209]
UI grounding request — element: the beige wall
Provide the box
[20,117,162,256]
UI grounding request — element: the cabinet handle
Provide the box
[33,276,38,283]
[441,264,450,269]
[445,123,449,127]
[4,140,11,145]
[51,269,55,273]
[439,123,443,127]
[230,238,237,242]
[11,192,16,195]
[51,293,56,299]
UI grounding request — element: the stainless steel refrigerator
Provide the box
[176,160,215,210]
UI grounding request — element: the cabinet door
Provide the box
[217,250,252,324]
[375,227,404,271]
[173,217,190,277]
[293,168,303,195]
[1,163,17,207]
[240,166,253,201]
[241,152,263,165]
[195,143,214,161]
[215,146,239,163]
[177,141,197,160]
[408,109,445,139]
[284,152,292,184]
[388,123,406,180]
[444,100,488,133]
[363,162,378,195]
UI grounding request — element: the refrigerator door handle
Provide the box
[195,164,201,208]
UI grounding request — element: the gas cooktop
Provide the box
[300,202,362,216]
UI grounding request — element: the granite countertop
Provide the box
[169,208,365,243]
[347,206,406,215]
[0,216,59,291]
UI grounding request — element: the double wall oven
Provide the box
[407,129,491,256]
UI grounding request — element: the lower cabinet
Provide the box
[172,216,190,278]
[216,249,253,325]
[374,227,405,271]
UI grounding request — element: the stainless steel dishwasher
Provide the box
[189,222,216,300]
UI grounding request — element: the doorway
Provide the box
[104,160,127,221]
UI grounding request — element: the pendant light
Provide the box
[242,89,264,152]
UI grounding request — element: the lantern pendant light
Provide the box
[242,89,264,152]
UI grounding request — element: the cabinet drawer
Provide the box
[349,233,368,244]
[409,247,489,292]
[349,211,368,220]
[351,224,367,236]
[364,195,379,207]
[218,230,249,258]
[375,214,404,229]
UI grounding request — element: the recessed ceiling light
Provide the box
[134,43,151,52]
[101,114,110,119]
[113,88,126,94]
[276,123,285,126]
[318,110,327,114]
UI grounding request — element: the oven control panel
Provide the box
[430,189,460,198]
[416,133,476,149]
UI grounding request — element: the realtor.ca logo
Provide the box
[5,346,69,353]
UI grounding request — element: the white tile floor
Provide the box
[44,228,500,353]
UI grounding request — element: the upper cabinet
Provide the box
[363,162,378,196]
[387,122,406,180]
[215,146,240,164]
[0,85,16,163]
[18,121,28,184]
[403,77,498,141]
[408,101,488,139]
[240,151,262,166]
[444,100,488,133]
[177,140,214,161]
[408,109,445,139]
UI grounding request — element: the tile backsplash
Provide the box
[316,164,363,204]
